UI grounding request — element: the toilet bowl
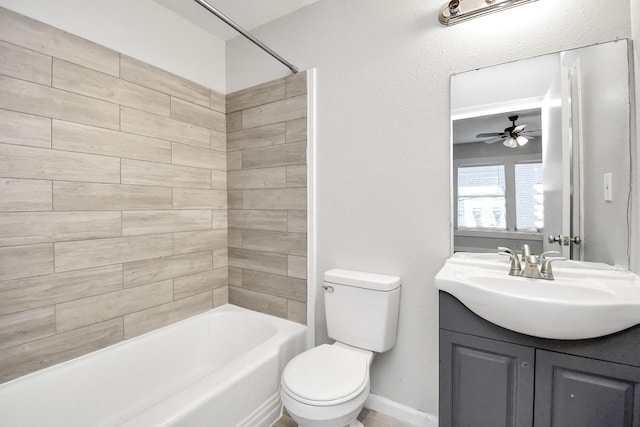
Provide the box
[280,269,401,427]
[280,343,373,427]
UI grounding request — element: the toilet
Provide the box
[280,269,401,427]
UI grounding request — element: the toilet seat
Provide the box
[282,344,369,406]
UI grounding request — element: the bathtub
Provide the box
[0,304,307,427]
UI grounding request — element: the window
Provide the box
[457,165,506,229]
[456,161,543,233]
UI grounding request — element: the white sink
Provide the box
[435,253,640,339]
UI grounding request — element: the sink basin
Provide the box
[435,253,640,339]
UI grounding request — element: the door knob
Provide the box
[548,235,582,246]
[548,235,562,244]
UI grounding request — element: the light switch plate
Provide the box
[604,172,613,202]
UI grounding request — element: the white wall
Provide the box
[226,0,634,418]
[0,0,226,92]
[632,1,640,273]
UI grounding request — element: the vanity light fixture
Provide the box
[439,0,539,26]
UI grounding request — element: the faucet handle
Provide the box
[498,248,522,276]
[497,246,516,256]
[540,250,560,261]
[540,257,567,280]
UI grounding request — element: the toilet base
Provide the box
[288,416,363,427]
[281,385,368,427]
[285,405,363,427]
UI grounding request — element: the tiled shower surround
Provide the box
[0,7,307,383]
[226,75,308,323]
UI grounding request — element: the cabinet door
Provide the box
[535,350,640,427]
[440,330,535,427]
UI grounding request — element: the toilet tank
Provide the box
[323,269,401,353]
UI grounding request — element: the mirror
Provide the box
[450,39,632,268]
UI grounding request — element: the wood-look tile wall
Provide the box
[226,72,308,324]
[0,8,228,383]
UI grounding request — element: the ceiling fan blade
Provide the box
[512,124,527,133]
[476,132,504,138]
[483,136,505,144]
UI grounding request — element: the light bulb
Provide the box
[503,137,517,148]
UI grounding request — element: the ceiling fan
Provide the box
[476,115,537,148]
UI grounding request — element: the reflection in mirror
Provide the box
[450,40,632,268]
[454,109,544,252]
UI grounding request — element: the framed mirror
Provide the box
[450,39,632,268]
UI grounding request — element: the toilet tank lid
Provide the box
[324,269,401,291]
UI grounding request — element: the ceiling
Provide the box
[453,108,542,145]
[154,0,321,41]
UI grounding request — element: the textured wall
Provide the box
[226,73,308,324]
[0,8,228,383]
[226,0,635,418]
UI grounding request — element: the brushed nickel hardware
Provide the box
[540,257,567,280]
[497,245,566,280]
[498,246,522,276]
[548,235,562,244]
[439,0,538,26]
[548,235,582,246]
[540,251,560,261]
[522,254,542,279]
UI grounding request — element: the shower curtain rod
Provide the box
[192,0,299,74]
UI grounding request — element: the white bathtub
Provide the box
[0,304,307,427]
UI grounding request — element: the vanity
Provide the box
[440,38,638,426]
[439,290,640,427]
[436,252,640,427]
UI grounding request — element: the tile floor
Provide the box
[273,408,415,427]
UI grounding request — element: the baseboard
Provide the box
[364,393,438,427]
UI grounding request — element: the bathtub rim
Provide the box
[0,303,307,388]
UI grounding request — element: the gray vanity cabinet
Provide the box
[534,350,640,427]
[439,330,534,427]
[439,291,640,427]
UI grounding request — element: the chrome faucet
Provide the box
[498,245,565,280]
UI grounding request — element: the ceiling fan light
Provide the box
[503,137,518,148]
[516,135,528,146]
